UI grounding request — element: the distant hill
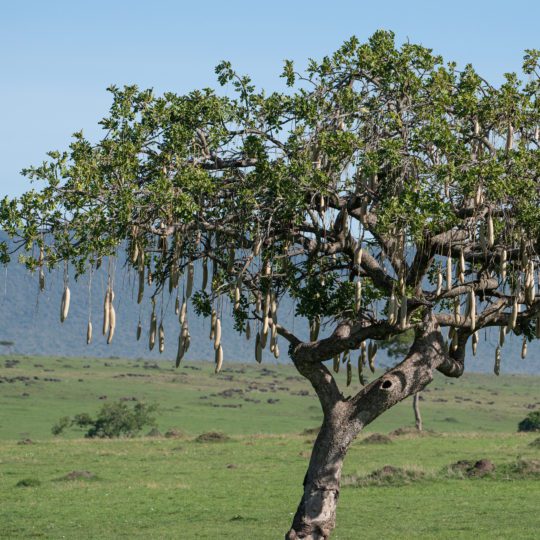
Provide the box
[1,233,538,374]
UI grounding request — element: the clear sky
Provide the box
[1,0,539,198]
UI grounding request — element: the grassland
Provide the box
[0,354,539,539]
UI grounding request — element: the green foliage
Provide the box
[52,401,158,439]
[51,416,71,436]
[518,411,540,432]
[1,31,539,355]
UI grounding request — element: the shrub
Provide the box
[51,401,158,438]
[16,478,41,488]
[51,416,71,436]
[518,411,540,432]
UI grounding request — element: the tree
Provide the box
[1,30,540,538]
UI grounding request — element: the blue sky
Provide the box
[1,0,539,198]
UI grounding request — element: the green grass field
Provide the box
[1,355,539,539]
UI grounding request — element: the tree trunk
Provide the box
[286,402,358,540]
[413,392,423,431]
[286,312,464,539]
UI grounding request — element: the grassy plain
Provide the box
[0,355,539,539]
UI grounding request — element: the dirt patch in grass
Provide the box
[360,433,393,445]
[389,427,435,438]
[195,431,230,443]
[343,465,425,487]
[447,459,495,478]
[17,438,34,445]
[57,470,98,481]
[164,428,185,439]
[507,459,540,478]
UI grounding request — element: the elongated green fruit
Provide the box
[60,286,71,323]
[454,297,461,325]
[521,338,527,359]
[102,289,110,334]
[273,342,279,359]
[39,268,45,291]
[436,270,443,296]
[468,289,476,331]
[107,304,116,344]
[507,296,518,332]
[260,326,268,349]
[86,321,92,345]
[399,295,407,329]
[472,331,478,356]
[354,244,363,266]
[175,296,180,316]
[158,322,165,353]
[149,311,157,350]
[388,292,396,325]
[234,285,241,311]
[255,332,262,363]
[494,346,501,375]
[333,356,340,374]
[346,359,352,386]
[186,262,194,299]
[209,309,217,340]
[310,317,320,341]
[355,280,362,312]
[446,255,452,291]
[136,320,142,341]
[176,331,185,367]
[213,318,221,350]
[137,269,144,304]
[179,299,187,325]
[487,215,494,247]
[501,249,507,282]
[245,321,251,340]
[499,326,506,347]
[215,344,223,373]
[202,258,208,290]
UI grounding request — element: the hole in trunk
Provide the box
[381,380,392,389]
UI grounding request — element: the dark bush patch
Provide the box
[146,428,162,437]
[195,431,230,443]
[16,478,41,488]
[518,411,540,432]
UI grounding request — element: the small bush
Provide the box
[51,401,158,438]
[518,411,540,432]
[16,478,41,488]
[51,416,71,436]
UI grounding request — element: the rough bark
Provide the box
[286,312,462,539]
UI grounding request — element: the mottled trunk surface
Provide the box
[286,404,357,540]
[286,313,464,539]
